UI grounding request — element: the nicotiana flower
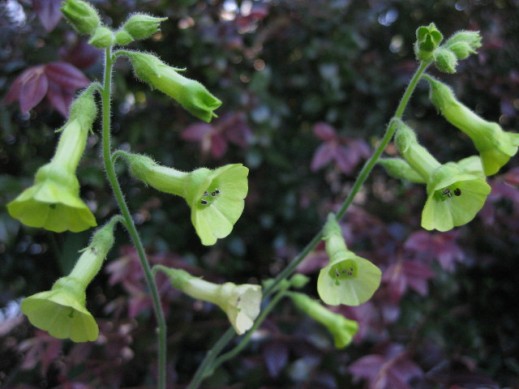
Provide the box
[159,266,262,335]
[394,120,491,231]
[7,88,98,232]
[288,291,358,349]
[317,214,381,306]
[21,217,120,342]
[425,74,519,176]
[124,51,222,122]
[116,151,248,245]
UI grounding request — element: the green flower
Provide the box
[422,160,490,231]
[7,162,96,232]
[394,120,491,231]
[125,51,221,122]
[160,267,262,335]
[414,23,443,62]
[21,218,119,342]
[61,0,101,36]
[22,277,98,342]
[425,75,519,175]
[378,158,426,183]
[289,292,358,349]
[443,30,482,60]
[317,215,381,306]
[117,152,248,245]
[118,13,168,43]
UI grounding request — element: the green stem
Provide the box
[101,47,167,389]
[187,60,430,389]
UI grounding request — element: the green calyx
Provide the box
[61,0,101,36]
[414,23,443,62]
[125,51,222,122]
[88,26,115,48]
[119,13,168,43]
[289,292,358,349]
[443,30,482,60]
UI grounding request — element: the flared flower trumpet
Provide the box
[7,88,98,232]
[394,120,491,231]
[116,151,248,245]
[289,292,358,349]
[317,214,381,306]
[158,266,262,335]
[21,217,120,342]
[425,75,519,176]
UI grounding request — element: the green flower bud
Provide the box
[88,26,115,48]
[125,51,222,122]
[378,158,426,183]
[425,75,519,175]
[159,267,262,335]
[444,30,482,60]
[288,292,358,349]
[21,218,120,342]
[61,0,101,36]
[414,23,443,62]
[114,29,134,46]
[289,274,310,289]
[318,214,381,306]
[120,13,168,41]
[433,47,458,73]
[116,151,248,246]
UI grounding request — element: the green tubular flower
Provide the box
[425,75,519,175]
[378,158,426,184]
[394,120,491,231]
[317,215,381,306]
[288,292,358,349]
[117,152,248,245]
[7,89,98,232]
[125,51,221,122]
[162,267,262,335]
[21,218,119,342]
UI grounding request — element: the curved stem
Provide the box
[187,60,430,389]
[101,47,167,389]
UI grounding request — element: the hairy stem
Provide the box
[101,47,167,389]
[187,60,430,389]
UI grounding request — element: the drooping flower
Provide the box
[7,87,98,232]
[425,75,519,175]
[124,51,222,122]
[288,291,358,349]
[159,266,262,335]
[394,120,491,231]
[21,217,120,342]
[116,151,248,245]
[317,214,381,306]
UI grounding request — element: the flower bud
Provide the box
[433,47,458,73]
[414,23,443,62]
[61,0,101,36]
[120,13,168,41]
[289,292,358,349]
[88,26,115,48]
[125,51,222,122]
[114,29,134,46]
[444,30,482,60]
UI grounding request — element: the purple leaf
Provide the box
[404,231,464,272]
[44,62,90,90]
[334,145,356,174]
[18,66,48,113]
[223,113,252,147]
[263,341,288,378]
[210,133,228,158]
[181,123,214,141]
[313,122,337,141]
[60,40,102,69]
[47,81,75,117]
[311,143,334,171]
[33,0,62,32]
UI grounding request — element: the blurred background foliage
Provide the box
[1,0,519,388]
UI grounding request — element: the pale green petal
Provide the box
[317,256,381,306]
